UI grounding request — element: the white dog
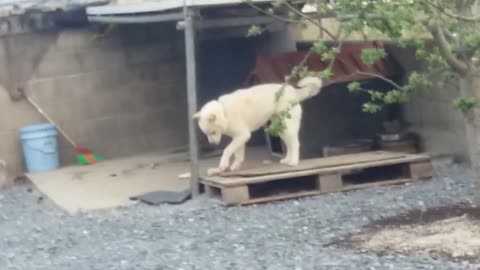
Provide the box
[193,76,323,176]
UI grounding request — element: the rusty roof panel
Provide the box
[245,41,402,87]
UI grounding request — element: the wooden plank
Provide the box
[341,178,415,192]
[204,185,216,197]
[237,190,322,205]
[235,178,426,206]
[202,153,430,187]
[222,186,249,205]
[218,151,406,177]
[317,173,343,192]
[409,161,433,180]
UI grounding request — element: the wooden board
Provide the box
[201,151,433,206]
[218,151,408,177]
[204,151,430,187]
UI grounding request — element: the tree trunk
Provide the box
[461,73,480,205]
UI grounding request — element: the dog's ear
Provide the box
[192,112,201,119]
[208,114,216,123]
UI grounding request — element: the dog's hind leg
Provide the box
[280,105,302,166]
[230,145,245,171]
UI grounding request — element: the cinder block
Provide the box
[57,135,76,166]
[7,32,57,57]
[88,68,132,92]
[147,24,176,40]
[118,25,150,46]
[118,112,149,137]
[124,43,173,65]
[85,116,125,141]
[53,30,106,52]
[88,32,124,51]
[0,99,46,131]
[146,129,188,150]
[80,48,126,72]
[26,78,56,105]
[0,130,25,175]
[0,39,5,58]
[0,84,12,105]
[51,73,94,101]
[34,50,84,78]
[137,113,166,138]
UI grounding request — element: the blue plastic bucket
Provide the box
[19,123,59,173]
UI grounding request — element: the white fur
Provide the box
[193,77,323,176]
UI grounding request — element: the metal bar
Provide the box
[196,15,276,29]
[87,12,184,24]
[183,6,200,197]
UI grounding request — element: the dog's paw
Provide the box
[207,167,224,176]
[218,159,230,171]
[229,162,243,172]
[280,158,299,166]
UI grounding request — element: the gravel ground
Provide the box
[0,163,477,270]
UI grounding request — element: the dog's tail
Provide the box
[294,76,323,103]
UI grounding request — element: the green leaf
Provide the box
[382,89,409,104]
[321,47,340,61]
[362,102,382,113]
[368,90,385,101]
[348,82,361,93]
[297,67,310,78]
[454,97,480,112]
[247,25,263,37]
[361,48,386,66]
[318,69,333,80]
[407,72,432,90]
[311,41,328,55]
[266,106,294,136]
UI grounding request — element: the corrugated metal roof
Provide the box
[244,41,402,87]
[86,0,270,15]
[0,0,105,16]
[0,0,272,17]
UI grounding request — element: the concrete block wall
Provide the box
[387,45,469,161]
[0,23,189,178]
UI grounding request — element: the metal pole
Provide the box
[183,6,200,197]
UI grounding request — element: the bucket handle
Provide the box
[24,140,57,154]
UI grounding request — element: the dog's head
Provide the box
[297,76,323,96]
[193,101,227,145]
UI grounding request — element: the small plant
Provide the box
[454,97,480,113]
[266,108,292,137]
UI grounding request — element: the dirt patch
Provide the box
[340,204,480,262]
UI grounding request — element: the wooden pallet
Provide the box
[201,151,433,205]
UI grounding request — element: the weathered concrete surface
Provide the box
[387,45,469,162]
[0,23,189,175]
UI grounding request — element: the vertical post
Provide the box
[183,6,200,197]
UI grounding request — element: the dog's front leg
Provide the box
[208,133,250,176]
[230,146,245,171]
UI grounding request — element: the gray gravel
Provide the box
[0,163,477,270]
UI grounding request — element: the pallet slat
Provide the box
[203,152,430,187]
[218,151,407,177]
[201,151,433,206]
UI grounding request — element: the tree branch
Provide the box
[430,26,469,75]
[426,0,480,22]
[243,1,338,40]
[283,0,338,40]
[354,71,405,90]
[442,29,460,45]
